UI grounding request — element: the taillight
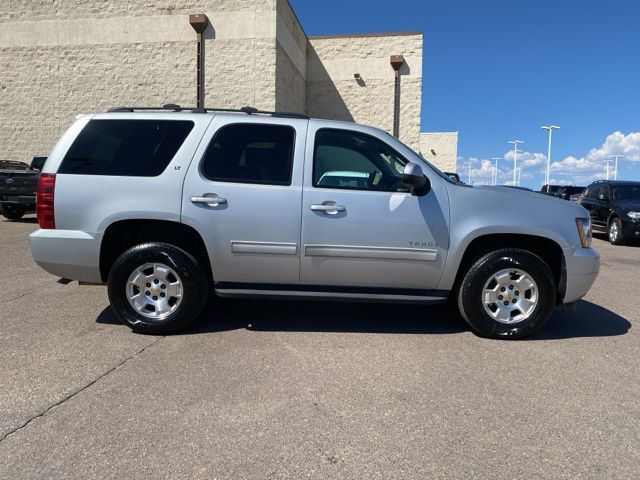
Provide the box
[36,173,56,229]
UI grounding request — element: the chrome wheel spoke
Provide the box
[126,262,183,320]
[482,268,539,325]
[166,282,182,299]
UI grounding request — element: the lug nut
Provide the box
[500,287,506,292]
[154,279,159,284]
[498,295,503,300]
[161,284,166,289]
[515,291,519,296]
[509,285,514,290]
[160,292,166,297]
[512,299,517,304]
[153,296,158,301]
[145,291,150,296]
[146,283,151,288]
[503,301,509,306]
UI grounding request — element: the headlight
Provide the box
[627,211,640,220]
[576,217,592,248]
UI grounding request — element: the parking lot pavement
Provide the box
[0,217,638,479]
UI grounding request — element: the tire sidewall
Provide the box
[108,243,208,334]
[459,249,556,339]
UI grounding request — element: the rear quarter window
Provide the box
[59,120,194,176]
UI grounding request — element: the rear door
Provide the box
[181,115,308,286]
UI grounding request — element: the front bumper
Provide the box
[29,229,103,284]
[563,247,599,303]
[621,219,640,240]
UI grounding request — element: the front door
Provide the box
[300,124,450,292]
[181,115,308,286]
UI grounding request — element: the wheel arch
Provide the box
[99,219,212,283]
[448,233,566,304]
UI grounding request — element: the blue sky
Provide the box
[289,0,640,188]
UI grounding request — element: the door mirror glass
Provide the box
[402,163,431,196]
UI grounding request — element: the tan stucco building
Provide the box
[0,0,457,171]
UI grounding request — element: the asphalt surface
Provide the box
[0,216,638,479]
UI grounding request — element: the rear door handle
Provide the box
[191,194,227,207]
[310,202,345,214]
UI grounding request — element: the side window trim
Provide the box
[312,127,409,193]
[200,122,296,186]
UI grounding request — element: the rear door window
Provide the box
[201,124,295,185]
[59,120,194,176]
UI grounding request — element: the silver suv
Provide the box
[29,106,599,339]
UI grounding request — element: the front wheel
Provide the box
[457,248,556,339]
[107,242,208,334]
[1,205,26,220]
[608,218,624,245]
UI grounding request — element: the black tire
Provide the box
[1,205,26,220]
[457,248,556,339]
[608,218,625,245]
[107,242,208,334]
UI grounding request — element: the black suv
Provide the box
[579,180,640,245]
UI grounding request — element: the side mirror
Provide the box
[402,163,431,196]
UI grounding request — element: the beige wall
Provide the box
[306,33,423,149]
[0,1,450,165]
[274,0,306,113]
[419,132,459,172]
[0,0,281,162]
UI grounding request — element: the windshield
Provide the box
[612,185,640,201]
[383,132,458,185]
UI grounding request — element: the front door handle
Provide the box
[310,202,345,214]
[191,194,228,207]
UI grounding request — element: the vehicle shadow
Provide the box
[531,300,631,340]
[0,216,38,224]
[96,298,630,340]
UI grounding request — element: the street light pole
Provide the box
[491,157,501,185]
[610,155,623,181]
[508,140,523,186]
[541,125,560,186]
[605,158,611,180]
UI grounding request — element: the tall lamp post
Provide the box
[541,125,560,186]
[610,155,623,181]
[508,140,523,186]
[491,157,501,185]
[604,158,611,180]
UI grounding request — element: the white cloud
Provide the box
[458,131,640,187]
[548,131,640,183]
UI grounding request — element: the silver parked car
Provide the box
[29,106,599,339]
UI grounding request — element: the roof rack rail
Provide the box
[106,104,309,119]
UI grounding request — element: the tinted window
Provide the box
[584,186,600,199]
[60,120,194,176]
[31,156,47,171]
[562,186,585,196]
[612,185,640,201]
[201,124,295,185]
[313,129,408,192]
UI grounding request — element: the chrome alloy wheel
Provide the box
[609,221,619,242]
[126,263,183,320]
[482,268,539,324]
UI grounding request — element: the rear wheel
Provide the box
[608,218,624,245]
[457,248,556,339]
[107,242,208,334]
[1,205,26,220]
